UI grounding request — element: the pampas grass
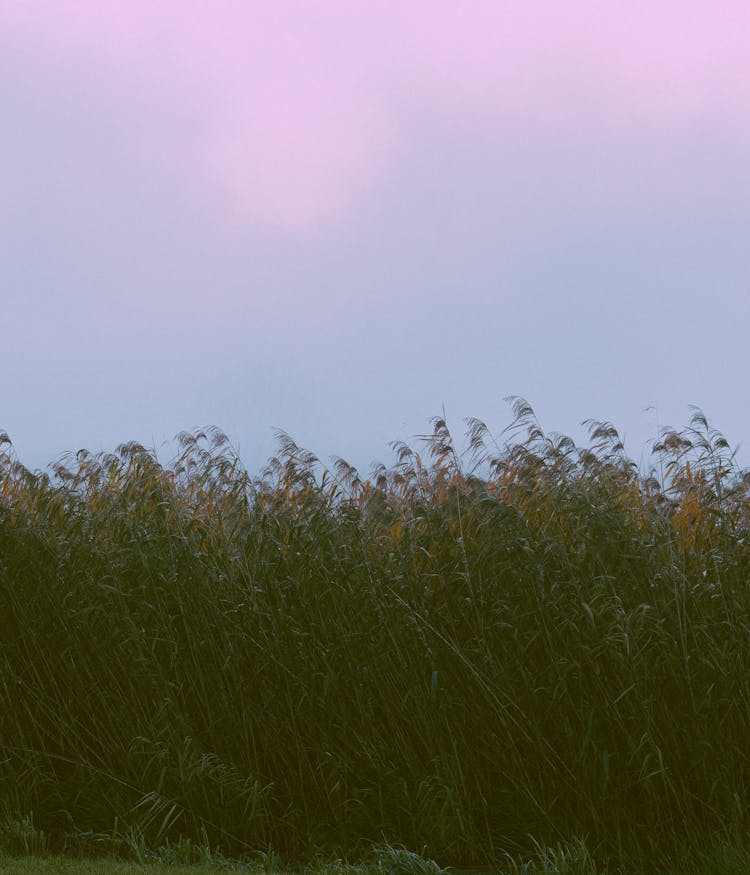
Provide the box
[0,401,749,871]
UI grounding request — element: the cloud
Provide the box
[2,1,750,234]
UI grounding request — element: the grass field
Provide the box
[0,858,233,874]
[4,843,750,874]
[2,400,750,872]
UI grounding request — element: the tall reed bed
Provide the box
[1,400,749,870]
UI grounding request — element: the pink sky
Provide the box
[3,1,750,234]
[3,2,750,474]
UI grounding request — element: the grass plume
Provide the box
[1,402,749,871]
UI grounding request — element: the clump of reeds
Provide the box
[1,401,749,871]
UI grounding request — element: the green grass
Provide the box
[1,400,750,871]
[5,843,750,874]
[0,859,237,873]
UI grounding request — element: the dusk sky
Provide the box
[3,2,750,475]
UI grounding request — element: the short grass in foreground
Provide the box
[2,401,750,869]
[4,843,750,875]
[0,859,229,874]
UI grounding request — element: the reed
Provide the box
[0,401,749,871]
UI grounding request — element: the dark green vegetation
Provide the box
[1,400,750,872]
[6,843,750,875]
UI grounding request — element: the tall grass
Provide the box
[1,400,750,870]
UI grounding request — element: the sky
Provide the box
[2,2,750,477]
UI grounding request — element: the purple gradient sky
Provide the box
[3,2,750,474]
